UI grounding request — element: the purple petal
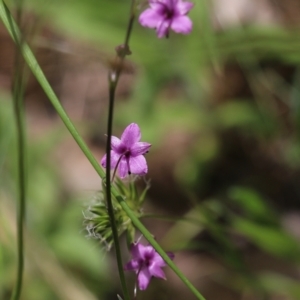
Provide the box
[149,263,166,279]
[131,243,146,260]
[141,245,155,260]
[170,15,192,34]
[167,251,175,260]
[100,151,120,169]
[138,267,152,290]
[132,244,155,262]
[129,156,148,176]
[131,142,151,156]
[121,123,141,148]
[101,154,107,167]
[156,19,171,38]
[139,8,164,29]
[152,252,167,267]
[161,0,175,9]
[176,0,194,15]
[118,158,129,178]
[111,152,121,168]
[111,136,121,151]
[124,259,140,271]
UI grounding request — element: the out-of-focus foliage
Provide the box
[2,0,300,299]
[0,96,109,300]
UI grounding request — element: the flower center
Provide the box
[143,252,154,267]
[157,1,175,20]
[124,149,131,158]
[162,5,174,19]
[118,144,131,157]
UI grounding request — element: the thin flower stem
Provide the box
[105,83,130,300]
[10,0,26,299]
[111,153,125,182]
[0,3,206,299]
[141,214,203,225]
[105,1,136,299]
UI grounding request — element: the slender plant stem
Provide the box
[0,2,206,299]
[141,214,203,225]
[10,0,26,299]
[11,52,26,300]
[104,2,136,299]
[105,83,129,299]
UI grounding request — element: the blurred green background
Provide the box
[1,0,300,299]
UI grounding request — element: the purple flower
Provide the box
[124,242,174,290]
[139,0,194,38]
[101,123,151,179]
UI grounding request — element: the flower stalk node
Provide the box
[115,44,132,57]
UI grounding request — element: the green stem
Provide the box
[10,0,26,299]
[11,56,26,300]
[0,2,206,299]
[141,214,202,225]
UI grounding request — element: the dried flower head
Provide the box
[84,178,151,250]
[84,194,127,251]
[139,0,194,38]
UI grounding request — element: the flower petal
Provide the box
[140,245,155,260]
[131,142,151,156]
[121,123,141,148]
[101,151,120,169]
[156,19,171,38]
[111,136,122,151]
[159,0,173,9]
[129,155,148,176]
[101,154,107,167]
[152,252,167,267]
[131,243,146,260]
[139,8,163,29]
[138,267,152,290]
[148,0,162,8]
[118,158,129,178]
[176,0,194,15]
[124,259,140,271]
[170,15,192,34]
[149,263,166,279]
[167,251,175,260]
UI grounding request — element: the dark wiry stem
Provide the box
[105,1,136,299]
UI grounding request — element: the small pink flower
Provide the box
[139,0,194,38]
[101,123,151,179]
[124,242,174,290]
